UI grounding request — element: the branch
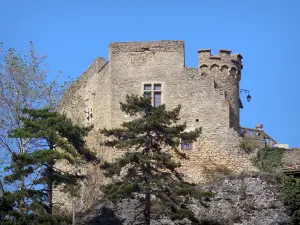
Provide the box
[27,166,43,190]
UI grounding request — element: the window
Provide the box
[154,92,161,107]
[181,141,193,150]
[143,83,162,107]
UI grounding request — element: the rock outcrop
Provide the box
[76,172,291,225]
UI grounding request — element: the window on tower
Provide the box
[143,83,162,107]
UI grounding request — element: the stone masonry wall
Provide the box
[106,41,251,183]
[282,148,300,168]
[56,40,253,213]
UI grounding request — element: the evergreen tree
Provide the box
[0,42,73,214]
[101,95,212,225]
[0,192,14,225]
[3,108,96,224]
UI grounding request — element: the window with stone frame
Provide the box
[143,83,162,107]
[181,141,193,150]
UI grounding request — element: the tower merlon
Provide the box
[231,54,243,63]
[198,49,243,70]
[219,49,232,58]
[197,49,211,60]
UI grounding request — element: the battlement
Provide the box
[198,49,243,70]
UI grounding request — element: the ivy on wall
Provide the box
[254,147,285,172]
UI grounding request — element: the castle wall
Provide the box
[108,41,185,128]
[58,57,107,125]
[58,57,113,154]
[101,41,251,183]
[55,40,254,213]
[282,148,300,168]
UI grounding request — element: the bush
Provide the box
[202,159,233,182]
[239,137,259,153]
[254,147,285,172]
[253,147,300,224]
[282,176,300,224]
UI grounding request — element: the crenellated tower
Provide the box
[198,49,243,130]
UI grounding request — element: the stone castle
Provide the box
[58,40,279,182]
[53,41,300,224]
[56,40,283,211]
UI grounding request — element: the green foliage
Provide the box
[254,147,300,224]
[0,42,73,197]
[0,43,75,225]
[282,176,300,224]
[0,191,70,225]
[87,206,124,225]
[0,192,14,222]
[3,108,96,224]
[254,147,285,172]
[201,159,233,182]
[101,94,211,224]
[239,137,259,153]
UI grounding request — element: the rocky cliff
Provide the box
[77,172,291,225]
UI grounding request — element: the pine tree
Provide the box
[0,190,14,224]
[101,95,212,225]
[4,108,97,224]
[0,42,72,189]
[0,43,73,224]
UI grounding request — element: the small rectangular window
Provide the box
[144,84,152,91]
[154,84,161,90]
[154,92,161,107]
[143,83,162,107]
[181,142,193,150]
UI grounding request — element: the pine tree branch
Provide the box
[27,166,43,190]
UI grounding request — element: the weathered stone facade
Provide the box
[56,40,261,212]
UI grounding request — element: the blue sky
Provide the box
[1,0,300,147]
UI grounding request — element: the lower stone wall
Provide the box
[175,128,254,183]
[53,128,256,215]
[282,148,300,168]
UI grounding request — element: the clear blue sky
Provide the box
[1,0,300,147]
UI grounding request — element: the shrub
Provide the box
[239,137,259,153]
[282,175,300,224]
[202,159,233,182]
[255,147,285,172]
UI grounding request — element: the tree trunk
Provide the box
[144,163,151,225]
[47,160,53,214]
[145,190,151,225]
[20,138,26,213]
[47,141,54,214]
[144,133,151,225]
